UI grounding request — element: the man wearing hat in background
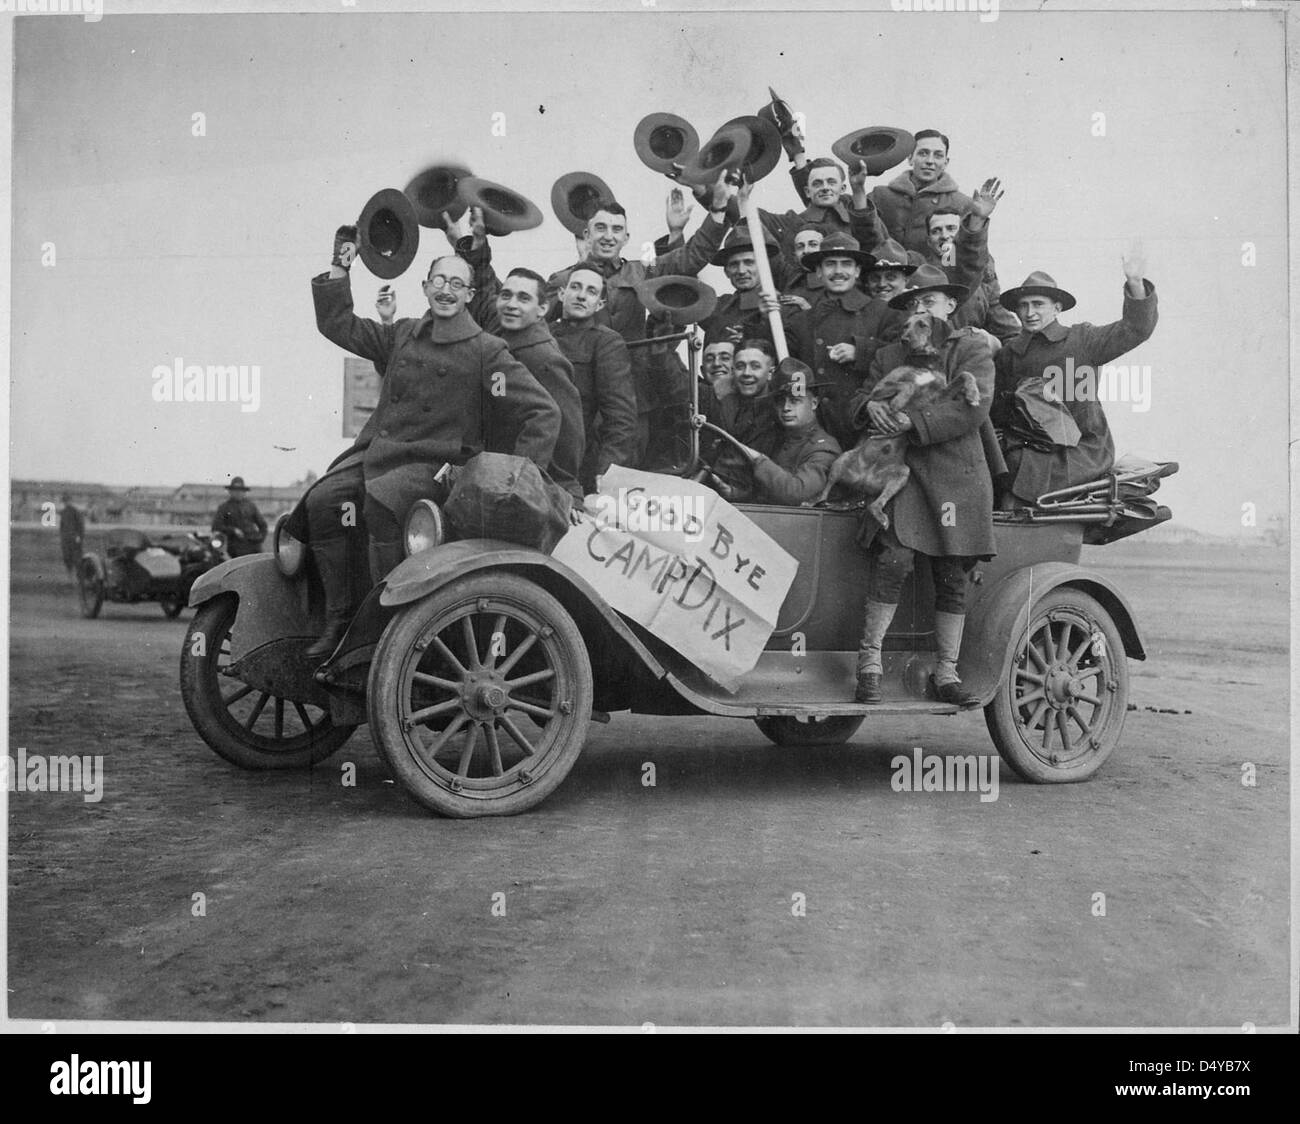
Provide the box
[59,493,85,576]
[846,265,999,708]
[305,230,559,661]
[546,176,736,463]
[211,476,267,559]
[550,264,641,493]
[992,248,1158,507]
[725,359,841,506]
[863,237,922,305]
[799,231,899,448]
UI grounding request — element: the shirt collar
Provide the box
[1009,319,1068,354]
[414,307,480,344]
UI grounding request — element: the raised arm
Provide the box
[312,226,398,368]
[1074,246,1158,365]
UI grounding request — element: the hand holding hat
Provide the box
[332,225,359,270]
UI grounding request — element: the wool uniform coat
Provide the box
[550,317,640,493]
[805,287,906,448]
[699,386,781,503]
[991,281,1159,503]
[752,421,841,506]
[312,273,559,521]
[870,170,974,256]
[700,289,813,364]
[852,321,997,559]
[547,215,728,413]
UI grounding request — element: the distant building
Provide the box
[10,478,310,526]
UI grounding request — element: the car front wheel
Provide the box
[984,588,1128,783]
[368,572,593,818]
[78,557,104,619]
[179,595,354,770]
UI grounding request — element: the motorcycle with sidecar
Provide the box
[80,527,228,620]
[180,332,1177,817]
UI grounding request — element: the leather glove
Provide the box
[332,225,359,270]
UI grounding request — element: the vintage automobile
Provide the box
[80,528,228,619]
[180,334,1177,817]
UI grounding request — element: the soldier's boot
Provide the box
[854,599,898,704]
[932,610,979,707]
[367,538,404,587]
[305,538,354,664]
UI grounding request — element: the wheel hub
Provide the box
[461,670,508,722]
[1044,665,1076,708]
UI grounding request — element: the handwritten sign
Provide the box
[551,467,797,690]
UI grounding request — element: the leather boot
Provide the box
[855,599,898,703]
[305,538,353,663]
[933,610,979,707]
[367,538,404,586]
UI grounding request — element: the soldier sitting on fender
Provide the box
[303,227,560,663]
[724,360,841,506]
[846,267,998,707]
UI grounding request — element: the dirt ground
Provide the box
[5,533,1290,1028]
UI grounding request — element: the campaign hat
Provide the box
[357,187,420,279]
[1000,270,1077,312]
[831,126,915,177]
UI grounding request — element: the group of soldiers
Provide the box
[298,108,1159,705]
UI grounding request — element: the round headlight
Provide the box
[404,499,446,558]
[273,514,306,577]
[210,534,225,553]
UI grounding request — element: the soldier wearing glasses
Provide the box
[303,230,559,662]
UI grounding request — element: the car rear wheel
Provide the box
[368,572,593,818]
[77,557,104,619]
[179,595,355,770]
[984,588,1128,783]
[754,715,865,746]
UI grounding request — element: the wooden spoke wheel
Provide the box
[78,558,104,619]
[368,572,593,818]
[179,595,355,770]
[984,588,1128,783]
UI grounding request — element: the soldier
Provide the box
[211,477,266,559]
[549,265,641,494]
[695,339,782,503]
[991,249,1158,506]
[58,493,85,576]
[862,238,921,305]
[701,339,736,397]
[304,230,560,661]
[870,130,975,255]
[726,360,841,506]
[846,269,1000,707]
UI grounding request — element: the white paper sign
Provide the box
[550,467,797,690]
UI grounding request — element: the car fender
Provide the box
[381,539,666,680]
[961,561,1145,705]
[187,553,316,661]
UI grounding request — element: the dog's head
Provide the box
[900,310,939,356]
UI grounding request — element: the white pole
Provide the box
[740,191,788,362]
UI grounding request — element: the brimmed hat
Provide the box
[769,357,832,399]
[756,87,796,135]
[1000,270,1077,312]
[227,476,249,492]
[800,231,876,272]
[721,115,784,182]
[710,223,780,267]
[864,238,919,275]
[357,187,420,280]
[633,113,700,176]
[551,171,615,235]
[404,162,472,229]
[831,126,915,177]
[887,262,970,309]
[457,176,544,236]
[636,275,718,326]
[676,123,752,187]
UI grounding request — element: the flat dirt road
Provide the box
[5,537,1290,1028]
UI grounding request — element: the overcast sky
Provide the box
[5,2,1290,535]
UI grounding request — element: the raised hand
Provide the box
[849,158,870,195]
[1122,239,1147,285]
[332,224,358,270]
[665,186,693,233]
[970,177,1005,219]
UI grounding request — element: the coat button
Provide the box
[437,368,447,377]
[379,429,389,437]
[816,337,824,345]
[391,394,401,403]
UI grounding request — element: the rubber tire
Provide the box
[368,572,593,818]
[180,595,355,770]
[984,588,1128,783]
[755,715,865,747]
[78,558,104,619]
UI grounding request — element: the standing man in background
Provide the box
[211,476,267,558]
[59,493,85,576]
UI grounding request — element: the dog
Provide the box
[809,313,981,525]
